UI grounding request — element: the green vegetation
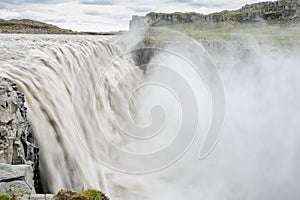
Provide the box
[77,189,108,200]
[53,189,109,200]
[139,21,300,49]
[136,0,300,48]
[10,187,27,198]
[0,194,10,200]
[165,21,300,48]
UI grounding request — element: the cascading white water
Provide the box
[0,34,142,195]
[0,29,299,200]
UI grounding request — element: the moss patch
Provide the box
[53,189,109,200]
[77,190,108,200]
[0,194,10,200]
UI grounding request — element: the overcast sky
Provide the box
[0,0,271,32]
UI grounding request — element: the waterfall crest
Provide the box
[0,35,141,194]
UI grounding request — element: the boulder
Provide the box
[0,163,35,195]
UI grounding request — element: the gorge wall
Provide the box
[0,77,39,195]
[129,0,300,29]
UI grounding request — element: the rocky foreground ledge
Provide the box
[0,77,40,197]
[0,78,110,199]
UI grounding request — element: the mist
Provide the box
[114,28,300,199]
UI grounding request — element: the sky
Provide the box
[0,0,271,32]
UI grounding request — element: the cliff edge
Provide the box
[130,0,300,29]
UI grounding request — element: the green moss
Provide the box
[53,189,109,200]
[0,194,10,200]
[77,190,108,200]
[10,187,27,197]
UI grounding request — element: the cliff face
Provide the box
[129,0,300,29]
[0,77,39,195]
[0,77,38,165]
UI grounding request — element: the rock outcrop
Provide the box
[0,77,39,195]
[0,19,120,35]
[0,19,75,34]
[129,0,300,29]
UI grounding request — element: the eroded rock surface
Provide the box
[0,77,39,194]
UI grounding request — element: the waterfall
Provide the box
[1,30,299,200]
[0,34,142,195]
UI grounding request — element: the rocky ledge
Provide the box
[0,77,39,195]
[129,0,300,29]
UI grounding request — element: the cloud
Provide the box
[0,0,75,5]
[188,0,270,10]
[0,3,6,9]
[166,0,193,3]
[78,20,118,26]
[189,2,229,8]
[0,0,23,4]
[128,6,153,13]
[79,0,117,5]
[84,10,105,16]
[43,18,66,23]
